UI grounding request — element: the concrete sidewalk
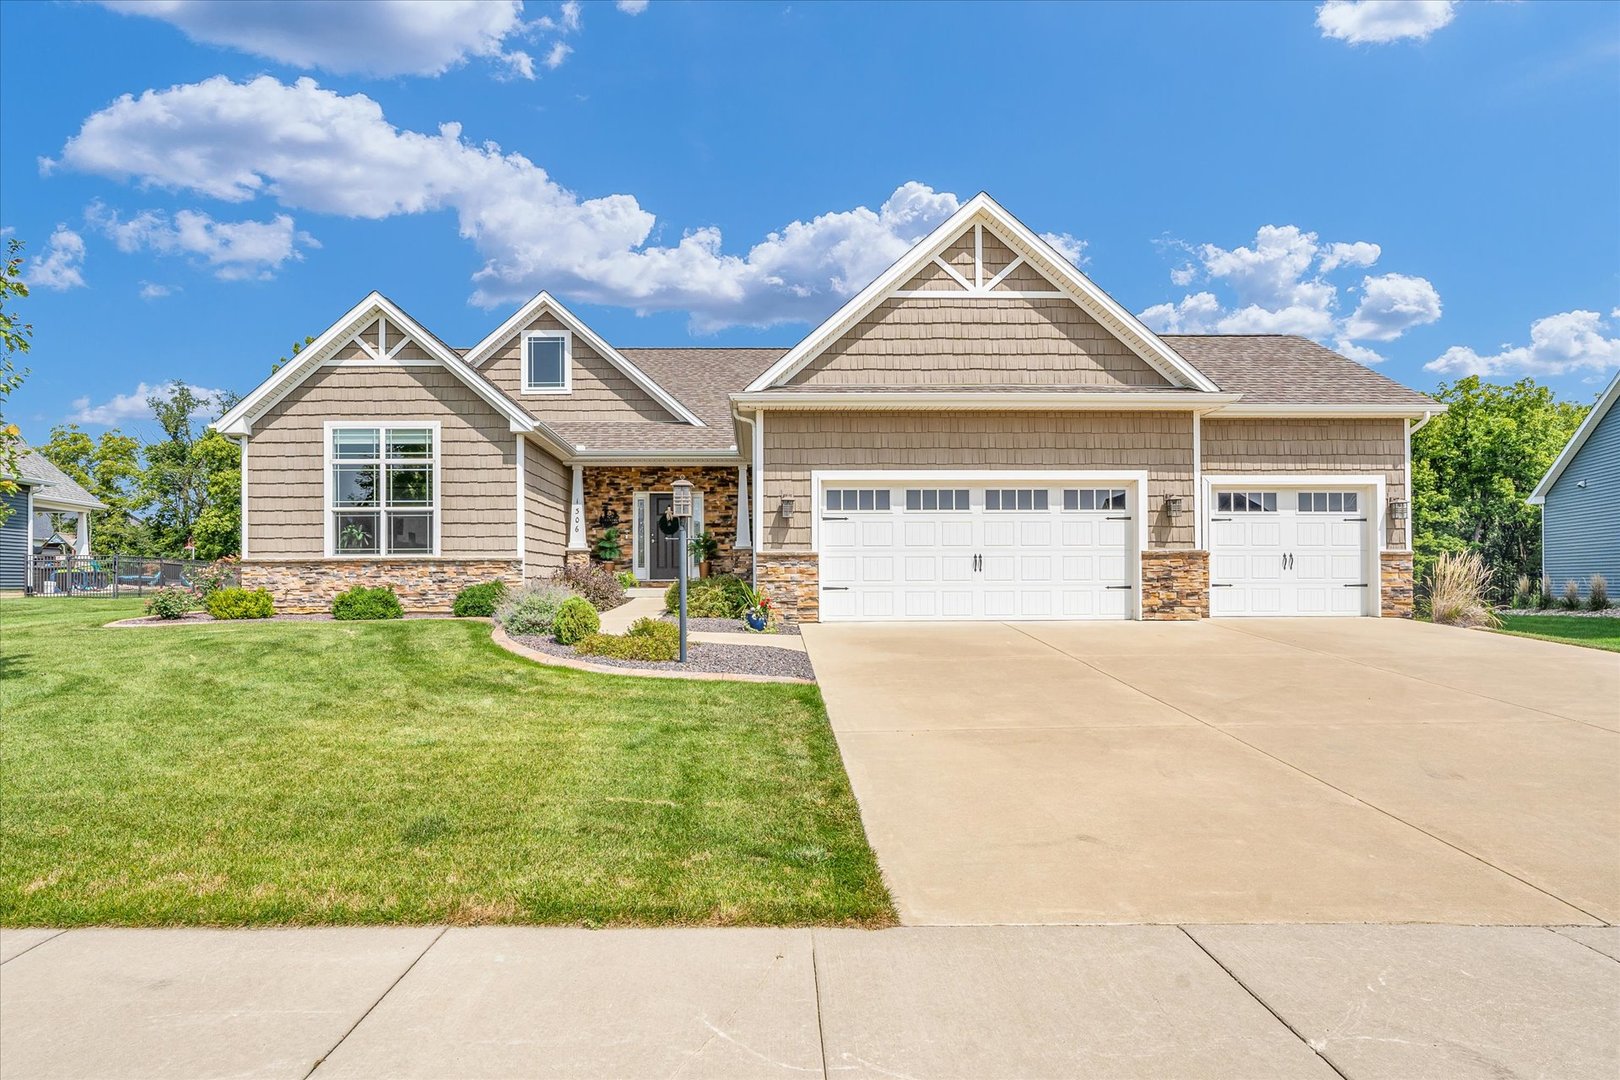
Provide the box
[2,924,1615,1079]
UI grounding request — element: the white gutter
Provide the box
[732,391,1243,410]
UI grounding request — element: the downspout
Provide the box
[1406,411,1432,553]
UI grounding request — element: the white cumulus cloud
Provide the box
[70,381,231,425]
[1140,224,1440,359]
[138,281,174,300]
[1316,1,1457,45]
[27,226,87,290]
[1426,310,1620,377]
[95,0,537,79]
[48,76,970,330]
[87,201,316,281]
[616,0,650,12]
[1040,232,1088,267]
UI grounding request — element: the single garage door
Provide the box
[1209,487,1373,616]
[818,481,1136,621]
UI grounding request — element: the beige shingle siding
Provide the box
[785,297,1176,389]
[980,232,1017,279]
[1201,417,1408,548]
[481,312,673,423]
[901,262,965,291]
[245,365,518,558]
[942,233,976,279]
[760,409,1195,550]
[524,437,569,574]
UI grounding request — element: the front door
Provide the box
[648,493,682,580]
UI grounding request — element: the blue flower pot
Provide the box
[745,610,767,632]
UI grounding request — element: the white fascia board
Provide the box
[214,293,536,437]
[1529,369,1620,504]
[732,391,1241,411]
[744,192,1220,394]
[462,290,705,427]
[1208,402,1447,419]
[214,292,386,435]
[31,494,105,512]
[570,449,741,465]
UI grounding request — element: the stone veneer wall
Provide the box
[756,551,819,624]
[1380,552,1414,618]
[581,465,747,579]
[1141,550,1209,620]
[241,559,521,613]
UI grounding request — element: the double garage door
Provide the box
[815,476,1376,622]
[818,480,1137,621]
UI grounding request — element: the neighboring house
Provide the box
[0,445,105,590]
[218,193,1440,620]
[1529,369,1620,599]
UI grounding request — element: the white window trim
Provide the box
[322,420,442,559]
[520,330,572,395]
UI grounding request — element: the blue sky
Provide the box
[3,0,1617,442]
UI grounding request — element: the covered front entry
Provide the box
[1207,479,1380,617]
[814,472,1144,622]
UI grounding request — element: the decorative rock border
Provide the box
[104,613,477,628]
[491,626,814,685]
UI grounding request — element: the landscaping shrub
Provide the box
[495,585,572,636]
[552,596,600,644]
[1512,574,1533,610]
[332,585,404,620]
[1589,574,1609,611]
[1536,575,1553,610]
[204,587,274,620]
[664,574,751,618]
[557,564,627,610]
[1428,551,1500,628]
[144,587,193,620]
[189,556,241,599]
[573,617,681,662]
[1561,579,1582,611]
[616,571,640,589]
[451,580,508,618]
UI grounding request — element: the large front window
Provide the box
[329,424,436,555]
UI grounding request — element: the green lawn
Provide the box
[0,599,893,928]
[1493,613,1620,653]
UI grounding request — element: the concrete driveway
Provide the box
[803,618,1620,926]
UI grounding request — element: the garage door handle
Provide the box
[1210,517,1232,522]
[1343,517,1367,522]
[1345,583,1369,588]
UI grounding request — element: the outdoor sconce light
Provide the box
[671,478,694,520]
[778,497,797,519]
[1388,499,1410,522]
[1162,495,1183,516]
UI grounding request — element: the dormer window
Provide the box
[522,331,571,393]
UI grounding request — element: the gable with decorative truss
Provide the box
[745,193,1219,395]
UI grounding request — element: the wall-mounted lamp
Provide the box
[1388,499,1410,522]
[778,497,797,519]
[1162,495,1183,516]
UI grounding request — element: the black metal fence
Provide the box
[24,555,233,598]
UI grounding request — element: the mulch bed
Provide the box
[511,633,815,681]
[656,614,802,636]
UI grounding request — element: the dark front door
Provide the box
[648,493,682,580]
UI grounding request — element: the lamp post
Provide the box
[672,478,694,663]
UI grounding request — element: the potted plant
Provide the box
[593,526,622,572]
[687,529,719,578]
[741,582,772,632]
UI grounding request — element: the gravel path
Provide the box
[656,614,801,636]
[512,633,815,680]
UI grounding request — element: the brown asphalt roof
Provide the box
[1161,335,1436,408]
[454,335,1432,456]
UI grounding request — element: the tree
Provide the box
[1411,377,1588,596]
[0,239,32,523]
[38,423,149,554]
[140,381,242,556]
[272,335,315,375]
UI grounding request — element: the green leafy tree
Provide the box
[1411,377,1588,596]
[38,423,149,554]
[140,381,242,556]
[272,335,315,375]
[0,239,32,522]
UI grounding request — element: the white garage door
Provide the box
[1209,488,1372,617]
[818,482,1136,621]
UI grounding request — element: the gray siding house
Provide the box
[1530,370,1620,599]
[0,446,105,589]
